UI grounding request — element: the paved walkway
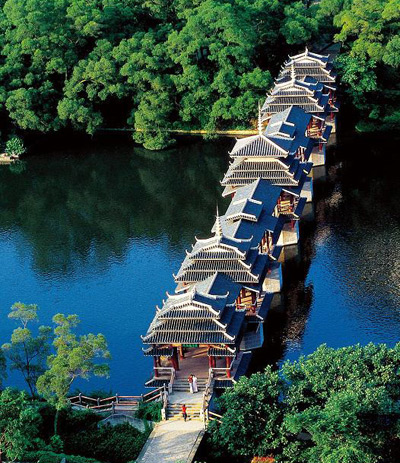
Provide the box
[136,419,204,463]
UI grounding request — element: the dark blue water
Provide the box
[1,131,399,393]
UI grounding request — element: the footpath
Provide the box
[137,379,206,463]
[136,418,204,463]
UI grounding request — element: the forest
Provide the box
[0,0,398,149]
[208,344,400,463]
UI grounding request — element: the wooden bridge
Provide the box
[136,46,339,463]
[68,387,164,416]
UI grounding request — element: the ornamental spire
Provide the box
[291,63,296,82]
[257,103,263,135]
[215,205,223,238]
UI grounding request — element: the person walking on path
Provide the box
[182,404,187,422]
[188,374,194,393]
[192,374,198,393]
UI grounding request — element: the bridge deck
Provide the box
[136,419,204,463]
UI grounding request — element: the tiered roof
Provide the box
[218,179,285,259]
[261,69,331,116]
[279,47,336,84]
[221,107,313,197]
[142,273,245,346]
[174,213,268,291]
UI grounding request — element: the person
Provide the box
[192,374,198,393]
[188,374,194,393]
[182,404,187,422]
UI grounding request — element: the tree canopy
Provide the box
[0,0,397,147]
[210,343,400,463]
[0,388,42,461]
[317,0,400,131]
[2,302,52,397]
[36,314,110,414]
[0,0,317,149]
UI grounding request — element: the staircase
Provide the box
[166,402,203,421]
[172,377,208,393]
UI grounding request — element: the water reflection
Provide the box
[1,131,400,392]
[252,133,400,372]
[0,135,231,278]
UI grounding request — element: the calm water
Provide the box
[0,131,399,393]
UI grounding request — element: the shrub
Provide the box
[5,137,26,157]
[136,401,162,422]
[63,423,149,463]
[24,450,100,463]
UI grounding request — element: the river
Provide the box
[0,130,399,393]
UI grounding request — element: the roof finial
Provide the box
[257,102,263,135]
[215,205,223,238]
[305,46,309,54]
[291,63,296,82]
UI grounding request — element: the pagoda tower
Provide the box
[142,273,246,386]
[222,106,316,200]
[261,65,338,126]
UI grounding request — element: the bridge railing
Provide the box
[68,386,165,415]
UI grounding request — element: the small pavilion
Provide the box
[261,65,338,122]
[278,47,336,85]
[142,273,246,386]
[221,107,314,201]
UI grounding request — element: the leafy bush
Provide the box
[5,137,26,157]
[24,450,100,463]
[63,423,149,463]
[136,401,162,422]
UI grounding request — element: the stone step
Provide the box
[168,404,202,410]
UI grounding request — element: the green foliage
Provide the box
[0,388,42,460]
[210,343,400,463]
[24,450,101,463]
[63,423,149,463]
[209,367,284,457]
[2,302,52,397]
[8,159,27,174]
[0,0,315,148]
[318,0,400,131]
[136,400,162,422]
[36,313,111,415]
[0,350,6,391]
[5,136,26,156]
[281,2,319,45]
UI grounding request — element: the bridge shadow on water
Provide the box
[196,126,400,461]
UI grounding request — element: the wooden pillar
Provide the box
[178,345,184,359]
[208,355,213,369]
[171,348,179,371]
[226,357,232,378]
[153,357,159,378]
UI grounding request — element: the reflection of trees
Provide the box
[250,133,400,373]
[314,135,400,328]
[0,135,232,276]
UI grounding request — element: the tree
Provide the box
[0,388,42,461]
[5,137,26,157]
[0,350,6,391]
[209,367,285,458]
[210,344,400,463]
[281,1,319,45]
[318,0,400,132]
[36,313,110,435]
[2,302,52,397]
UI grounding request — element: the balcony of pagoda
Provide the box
[259,230,281,260]
[151,346,242,387]
[306,119,324,140]
[236,287,262,316]
[277,194,301,218]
